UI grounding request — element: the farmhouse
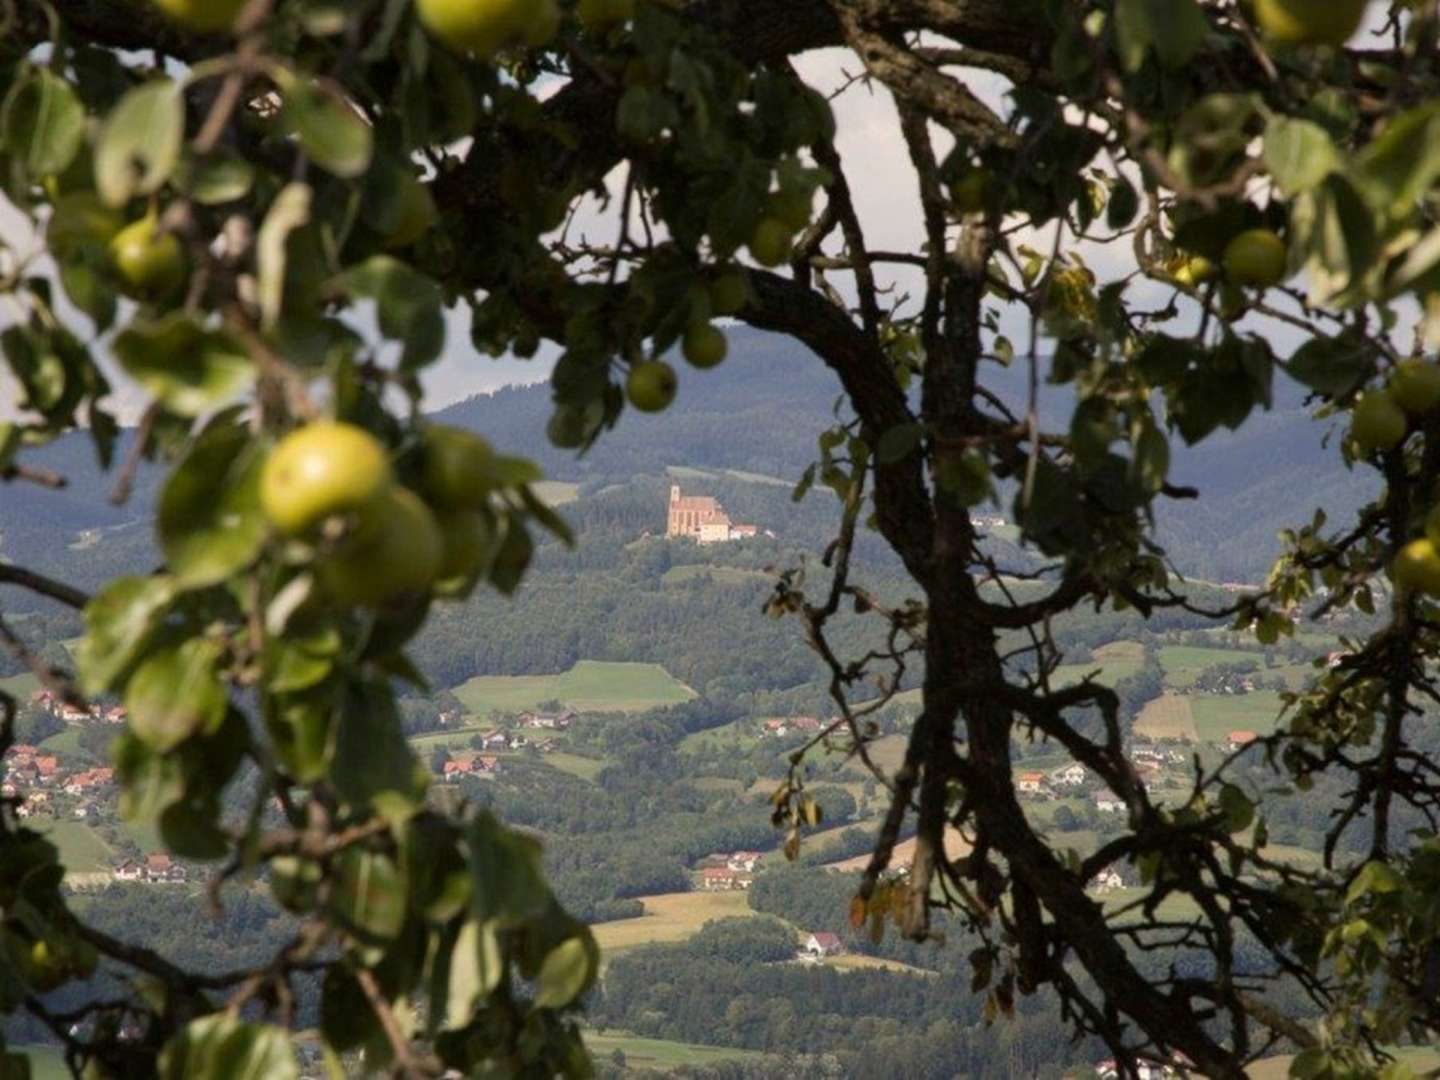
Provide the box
[443,754,499,779]
[699,867,754,891]
[144,854,187,884]
[474,730,509,751]
[725,851,764,873]
[113,860,145,883]
[1091,868,1126,893]
[1051,763,1087,787]
[666,485,759,545]
[34,756,58,783]
[62,767,114,796]
[1094,791,1126,813]
[519,710,575,730]
[1227,730,1259,748]
[801,932,845,958]
[1016,771,1048,796]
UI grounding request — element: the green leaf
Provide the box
[877,422,924,464]
[94,78,184,208]
[329,848,407,944]
[1346,860,1405,905]
[1132,423,1169,495]
[112,314,254,417]
[339,256,445,370]
[159,1015,299,1080]
[1114,0,1207,71]
[438,917,504,1030]
[1286,335,1372,396]
[75,575,180,695]
[158,421,267,587]
[1351,102,1440,214]
[533,930,599,1009]
[256,182,313,331]
[489,518,533,596]
[468,811,549,928]
[331,678,418,811]
[178,151,256,205]
[1218,784,1254,833]
[159,797,229,860]
[1264,116,1340,197]
[1,67,86,180]
[281,78,374,179]
[124,638,227,754]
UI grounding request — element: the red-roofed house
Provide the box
[726,851,764,873]
[34,756,58,783]
[1227,730,1259,748]
[1017,771,1048,795]
[145,854,186,883]
[802,932,845,958]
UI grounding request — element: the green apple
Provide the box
[382,172,437,250]
[1393,537,1440,597]
[1254,0,1368,47]
[950,169,992,215]
[709,270,748,316]
[767,189,813,232]
[260,422,394,535]
[1223,229,1288,288]
[150,0,247,32]
[626,360,677,413]
[433,508,492,597]
[747,217,793,268]
[47,193,123,260]
[109,214,186,301]
[319,487,442,608]
[683,323,728,369]
[420,425,495,511]
[1388,359,1440,416]
[1350,391,1407,452]
[1172,254,1217,290]
[415,0,554,56]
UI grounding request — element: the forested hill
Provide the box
[436,325,1374,583]
[2,327,1372,586]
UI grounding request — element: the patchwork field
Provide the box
[1190,692,1288,742]
[451,661,695,716]
[1054,640,1147,687]
[585,1029,764,1068]
[591,890,754,954]
[1134,693,1198,741]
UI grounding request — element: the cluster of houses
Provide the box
[1014,744,1188,808]
[760,716,825,738]
[2,744,116,819]
[469,728,558,753]
[31,688,126,725]
[113,854,187,884]
[696,850,765,890]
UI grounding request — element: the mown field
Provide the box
[451,660,696,716]
[1134,693,1197,741]
[1053,640,1147,687]
[38,821,113,873]
[1157,645,1261,688]
[590,890,755,954]
[1190,692,1288,742]
[585,1029,764,1069]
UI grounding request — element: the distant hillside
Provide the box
[1,326,1375,595]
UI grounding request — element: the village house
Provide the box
[113,860,145,883]
[62,767,114,796]
[6,743,38,762]
[144,854,186,884]
[1227,730,1259,749]
[726,851,764,873]
[1094,791,1126,814]
[1016,771,1049,796]
[1090,868,1126,893]
[699,867,754,891]
[800,932,845,958]
[1051,763,1088,787]
[33,756,58,784]
[518,709,575,730]
[442,754,500,780]
[666,485,760,545]
[17,792,49,818]
[761,719,791,737]
[474,730,509,751]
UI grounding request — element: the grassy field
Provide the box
[38,821,114,873]
[38,725,94,758]
[679,718,762,754]
[408,730,611,782]
[826,827,971,872]
[1190,691,1287,742]
[585,1029,764,1069]
[591,890,755,954]
[1249,1048,1440,1079]
[1053,640,1146,687]
[1134,693,1198,741]
[451,661,695,716]
[1158,645,1262,688]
